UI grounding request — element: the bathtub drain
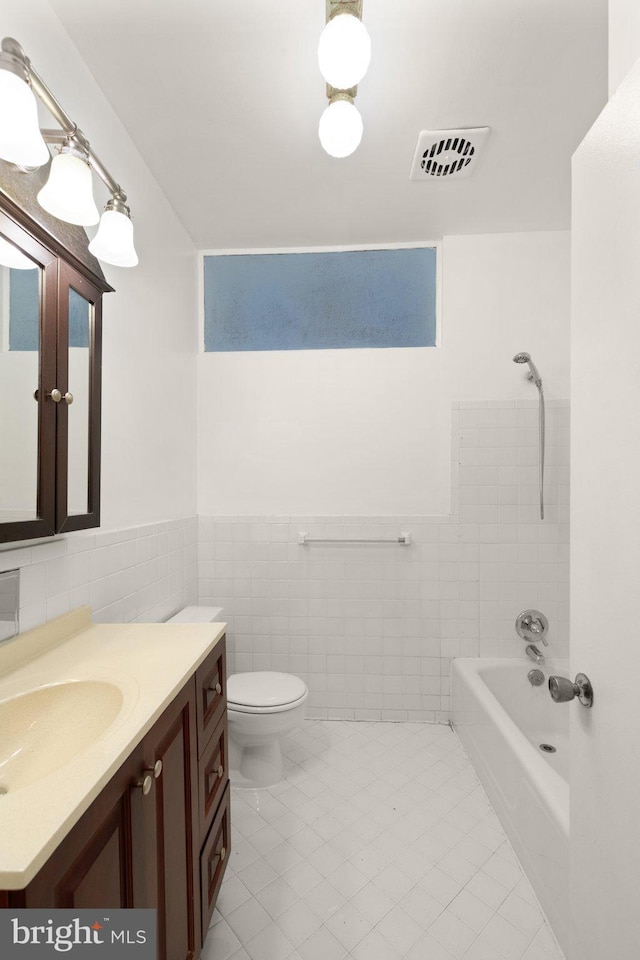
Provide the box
[539,743,556,753]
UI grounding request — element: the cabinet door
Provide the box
[143,680,200,960]
[17,743,156,910]
[0,208,57,543]
[55,260,102,533]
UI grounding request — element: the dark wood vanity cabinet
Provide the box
[0,634,230,960]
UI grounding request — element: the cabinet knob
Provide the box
[217,765,224,779]
[49,388,62,403]
[220,846,226,862]
[207,681,222,695]
[153,760,163,779]
[64,391,74,405]
[136,773,153,796]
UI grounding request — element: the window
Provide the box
[203,245,438,352]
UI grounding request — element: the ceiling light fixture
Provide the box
[0,37,138,267]
[318,93,363,158]
[318,5,371,89]
[318,1,369,158]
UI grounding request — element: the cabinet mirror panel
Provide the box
[67,287,91,517]
[0,249,41,522]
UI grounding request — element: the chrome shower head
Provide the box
[513,351,542,387]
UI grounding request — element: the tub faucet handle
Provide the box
[549,673,593,708]
[516,609,549,646]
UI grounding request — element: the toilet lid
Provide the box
[227,672,307,708]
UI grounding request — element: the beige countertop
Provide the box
[0,607,226,889]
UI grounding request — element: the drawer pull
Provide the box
[153,760,163,779]
[220,846,226,862]
[206,681,222,695]
[136,773,153,796]
[217,765,224,779]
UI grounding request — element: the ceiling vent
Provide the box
[409,127,490,180]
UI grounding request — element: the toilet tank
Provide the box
[165,605,223,624]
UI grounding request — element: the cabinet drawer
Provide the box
[199,714,229,841]
[200,781,231,938]
[196,635,226,757]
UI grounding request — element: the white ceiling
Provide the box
[49,0,607,249]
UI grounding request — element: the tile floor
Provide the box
[203,721,564,960]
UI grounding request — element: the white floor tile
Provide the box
[273,901,320,947]
[374,903,425,953]
[324,902,371,951]
[211,720,564,960]
[296,926,347,960]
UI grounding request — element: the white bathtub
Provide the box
[452,657,569,957]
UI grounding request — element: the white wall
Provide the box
[198,231,569,516]
[609,0,640,95]
[0,0,199,631]
[200,397,569,721]
[0,0,199,533]
[570,49,640,960]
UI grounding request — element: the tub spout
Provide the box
[526,644,545,665]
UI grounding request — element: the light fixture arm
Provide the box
[1,36,127,204]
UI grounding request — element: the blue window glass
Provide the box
[204,247,437,352]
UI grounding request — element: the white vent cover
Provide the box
[409,127,490,180]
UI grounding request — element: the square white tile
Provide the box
[208,721,564,960]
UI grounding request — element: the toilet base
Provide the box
[229,738,284,788]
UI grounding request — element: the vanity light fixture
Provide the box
[318,1,369,158]
[0,47,49,168]
[37,140,100,226]
[0,37,138,267]
[88,197,138,267]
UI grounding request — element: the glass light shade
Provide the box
[0,69,49,168]
[0,236,37,269]
[318,99,363,158]
[88,208,138,267]
[37,152,100,226]
[318,14,371,89]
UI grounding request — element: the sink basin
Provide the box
[0,680,123,792]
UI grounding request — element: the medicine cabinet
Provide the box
[0,173,112,544]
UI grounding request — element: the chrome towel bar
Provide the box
[298,532,411,545]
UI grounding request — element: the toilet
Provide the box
[227,671,308,788]
[165,605,308,790]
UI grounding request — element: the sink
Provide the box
[0,680,124,792]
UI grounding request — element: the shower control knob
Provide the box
[549,673,593,708]
[516,609,549,646]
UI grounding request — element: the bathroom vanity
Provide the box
[0,608,229,960]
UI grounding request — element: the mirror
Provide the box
[0,242,42,523]
[67,287,91,516]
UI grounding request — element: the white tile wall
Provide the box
[0,516,198,631]
[199,400,569,722]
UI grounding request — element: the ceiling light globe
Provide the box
[0,69,49,168]
[318,99,363,158]
[88,207,138,268]
[318,13,371,89]
[37,150,100,226]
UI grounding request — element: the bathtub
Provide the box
[452,657,569,957]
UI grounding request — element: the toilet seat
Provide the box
[227,671,308,714]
